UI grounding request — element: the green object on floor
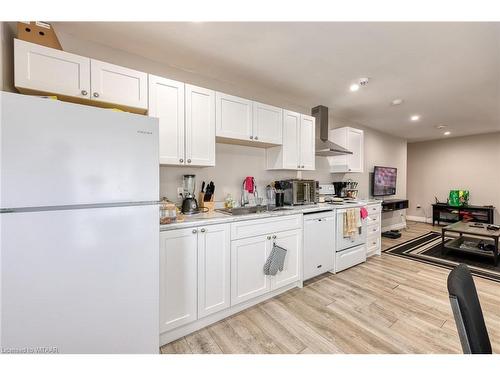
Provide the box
[449,190,470,207]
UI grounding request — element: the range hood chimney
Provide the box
[311,105,352,156]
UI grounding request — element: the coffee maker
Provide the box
[181,174,200,215]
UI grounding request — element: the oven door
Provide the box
[293,182,311,205]
[336,208,366,251]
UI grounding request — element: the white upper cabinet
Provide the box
[14,39,148,112]
[216,92,253,141]
[14,38,91,100]
[281,110,301,169]
[299,114,316,170]
[266,110,315,171]
[252,102,283,145]
[148,75,185,165]
[185,85,216,167]
[90,59,148,110]
[148,77,215,167]
[328,127,364,173]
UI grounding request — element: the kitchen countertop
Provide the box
[160,200,382,231]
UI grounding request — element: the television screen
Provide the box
[373,166,397,196]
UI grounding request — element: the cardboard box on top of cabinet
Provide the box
[17,22,62,50]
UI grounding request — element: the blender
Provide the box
[181,174,200,215]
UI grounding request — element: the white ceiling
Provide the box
[53,22,500,142]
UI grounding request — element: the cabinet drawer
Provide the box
[367,204,381,215]
[367,213,380,226]
[366,236,381,252]
[231,214,302,240]
[367,223,381,237]
[335,245,366,272]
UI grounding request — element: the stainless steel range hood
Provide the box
[312,105,352,156]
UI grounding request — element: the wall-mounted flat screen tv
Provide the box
[373,166,397,196]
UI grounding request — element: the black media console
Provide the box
[432,203,494,226]
[380,199,409,239]
[382,199,409,212]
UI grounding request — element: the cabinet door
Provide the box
[14,39,90,100]
[253,102,283,145]
[148,75,185,165]
[272,229,302,290]
[346,128,364,173]
[90,59,148,110]
[231,235,271,305]
[160,228,198,333]
[215,92,253,141]
[185,85,216,166]
[198,224,230,318]
[299,114,316,170]
[281,110,301,169]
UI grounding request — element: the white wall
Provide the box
[1,23,408,209]
[407,132,500,223]
[0,22,15,92]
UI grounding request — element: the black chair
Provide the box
[447,264,492,354]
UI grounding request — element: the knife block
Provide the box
[198,193,215,213]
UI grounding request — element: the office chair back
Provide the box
[447,264,492,354]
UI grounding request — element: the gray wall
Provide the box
[407,132,500,223]
[1,22,408,207]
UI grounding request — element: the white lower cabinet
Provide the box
[197,224,231,318]
[366,202,382,257]
[231,235,272,305]
[160,216,302,342]
[159,228,198,333]
[160,223,230,333]
[230,217,302,306]
[271,229,302,289]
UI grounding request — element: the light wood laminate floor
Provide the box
[161,221,500,354]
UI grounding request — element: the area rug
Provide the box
[384,231,500,282]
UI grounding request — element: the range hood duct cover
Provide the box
[311,105,352,156]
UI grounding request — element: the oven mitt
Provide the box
[263,244,287,276]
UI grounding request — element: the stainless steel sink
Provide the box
[216,205,294,216]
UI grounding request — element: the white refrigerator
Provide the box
[0,92,159,353]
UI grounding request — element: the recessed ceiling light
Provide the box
[349,83,360,92]
[391,99,404,106]
[436,124,447,129]
[410,115,420,122]
[444,131,451,136]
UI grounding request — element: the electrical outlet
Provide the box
[177,187,184,197]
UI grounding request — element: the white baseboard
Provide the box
[407,215,433,224]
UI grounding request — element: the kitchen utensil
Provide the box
[275,192,285,207]
[204,181,215,201]
[181,174,199,215]
[201,181,205,193]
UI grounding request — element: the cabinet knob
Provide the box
[81,90,88,96]
[187,159,191,164]
[348,168,352,171]
[179,158,184,163]
[250,135,254,140]
[267,236,271,240]
[93,92,99,98]
[200,228,206,233]
[301,165,305,169]
[272,235,277,239]
[297,165,300,168]
[254,136,258,140]
[192,229,198,234]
